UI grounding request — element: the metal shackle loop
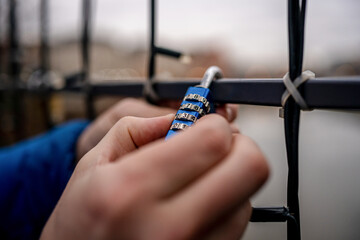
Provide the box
[198,66,223,89]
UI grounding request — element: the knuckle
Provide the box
[155,217,194,240]
[251,153,269,184]
[113,116,137,131]
[199,117,231,156]
[118,166,148,193]
[117,97,139,108]
[96,146,114,163]
[109,116,134,140]
[112,98,142,118]
[85,171,115,222]
[117,115,135,125]
[239,136,269,184]
[243,200,252,219]
[202,127,230,157]
[154,226,188,240]
[151,206,198,240]
[89,168,148,223]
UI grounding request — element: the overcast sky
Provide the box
[5,0,360,69]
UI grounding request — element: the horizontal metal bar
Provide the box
[89,76,360,109]
[65,72,85,85]
[1,76,360,109]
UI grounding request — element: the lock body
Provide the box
[165,86,215,139]
[165,66,222,140]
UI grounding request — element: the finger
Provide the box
[78,98,176,157]
[167,134,269,233]
[93,114,174,163]
[226,104,238,122]
[112,114,233,197]
[215,104,238,122]
[230,123,240,134]
[97,98,175,135]
[111,98,176,120]
[157,99,181,109]
[201,201,252,240]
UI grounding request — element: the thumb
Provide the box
[92,114,174,164]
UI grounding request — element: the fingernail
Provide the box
[166,113,175,119]
[226,107,233,121]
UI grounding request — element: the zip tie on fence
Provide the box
[279,70,315,118]
[143,78,160,104]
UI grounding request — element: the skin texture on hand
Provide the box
[41,114,268,240]
[76,98,239,161]
[76,98,176,160]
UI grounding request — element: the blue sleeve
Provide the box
[0,120,90,240]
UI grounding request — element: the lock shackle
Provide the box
[198,66,223,89]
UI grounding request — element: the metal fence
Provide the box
[0,0,359,239]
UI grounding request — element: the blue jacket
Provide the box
[0,120,89,239]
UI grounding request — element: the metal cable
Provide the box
[284,0,308,239]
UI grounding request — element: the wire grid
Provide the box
[1,0,360,239]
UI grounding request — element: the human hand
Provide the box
[42,114,268,240]
[77,98,238,160]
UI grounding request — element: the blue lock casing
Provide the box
[165,86,215,140]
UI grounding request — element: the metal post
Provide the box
[39,0,53,128]
[82,0,95,119]
[8,0,23,141]
[40,0,49,74]
[148,0,156,80]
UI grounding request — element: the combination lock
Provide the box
[165,66,223,139]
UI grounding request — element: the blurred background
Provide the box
[0,0,360,239]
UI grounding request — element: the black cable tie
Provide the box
[155,47,182,59]
[250,207,289,222]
